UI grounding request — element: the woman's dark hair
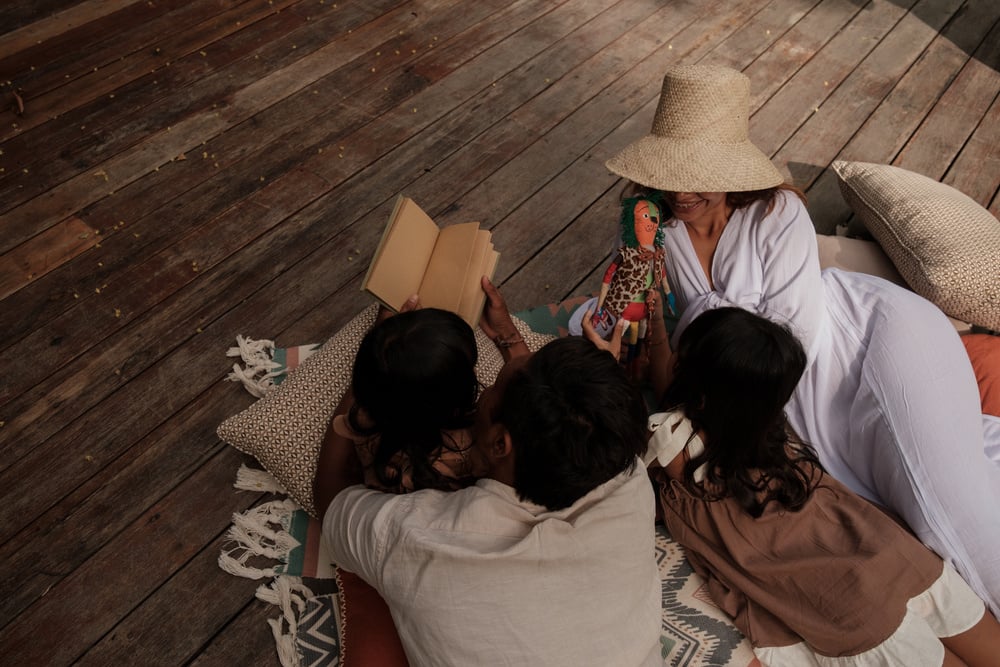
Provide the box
[351,308,479,490]
[662,307,822,517]
[497,337,648,510]
[623,182,807,221]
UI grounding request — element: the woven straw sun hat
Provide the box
[606,65,784,193]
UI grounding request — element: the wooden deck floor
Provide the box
[0,0,997,663]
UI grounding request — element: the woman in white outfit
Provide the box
[604,63,1000,615]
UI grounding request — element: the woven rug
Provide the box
[219,299,758,667]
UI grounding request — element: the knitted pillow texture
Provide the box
[217,303,555,516]
[833,161,1000,331]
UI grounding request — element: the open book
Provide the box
[362,196,499,327]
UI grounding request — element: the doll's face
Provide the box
[634,199,661,246]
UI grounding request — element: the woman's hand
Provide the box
[645,292,675,399]
[582,310,627,361]
[376,294,420,323]
[479,277,513,338]
[480,276,528,360]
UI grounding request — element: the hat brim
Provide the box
[606,135,785,193]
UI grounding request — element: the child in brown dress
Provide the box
[647,307,1000,666]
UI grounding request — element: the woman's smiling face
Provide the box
[664,192,728,225]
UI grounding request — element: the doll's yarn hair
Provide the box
[351,308,479,490]
[619,195,666,248]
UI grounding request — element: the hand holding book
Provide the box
[362,196,499,327]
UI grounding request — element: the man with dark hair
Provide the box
[489,337,649,510]
[316,333,661,666]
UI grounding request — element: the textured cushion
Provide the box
[217,303,554,516]
[832,161,1000,331]
[815,233,971,333]
[962,334,1000,418]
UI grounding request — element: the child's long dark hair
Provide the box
[351,308,479,490]
[662,308,822,517]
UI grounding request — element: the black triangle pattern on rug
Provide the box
[654,524,746,666]
[296,593,343,667]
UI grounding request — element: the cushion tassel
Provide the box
[226,335,283,398]
[257,576,316,667]
[217,499,300,580]
[234,463,288,495]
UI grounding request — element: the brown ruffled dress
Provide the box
[647,410,983,664]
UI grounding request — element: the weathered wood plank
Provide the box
[0,378,255,627]
[0,0,205,101]
[75,533,263,667]
[416,0,735,231]
[0,0,136,54]
[497,100,656,310]
[0,215,97,300]
[0,0,620,548]
[701,0,825,73]
[0,0,322,146]
[0,0,363,214]
[750,0,919,158]
[769,0,967,233]
[0,446,262,666]
[804,0,1000,231]
[0,241,368,639]
[0,0,511,403]
[187,599,284,667]
[943,90,1000,205]
[894,15,1000,179]
[0,0,512,348]
[743,0,866,113]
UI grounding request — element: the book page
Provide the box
[418,222,480,314]
[456,231,498,327]
[362,197,439,311]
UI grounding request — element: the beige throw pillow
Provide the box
[832,161,999,331]
[217,303,555,516]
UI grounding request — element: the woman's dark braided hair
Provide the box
[662,307,823,517]
[350,308,479,491]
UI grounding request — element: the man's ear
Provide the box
[486,428,516,487]
[496,429,514,459]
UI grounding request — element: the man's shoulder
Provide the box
[332,481,506,526]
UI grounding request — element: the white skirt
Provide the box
[754,564,984,667]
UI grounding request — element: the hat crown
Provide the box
[604,64,783,193]
[650,65,750,144]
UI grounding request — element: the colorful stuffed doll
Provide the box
[591,196,672,366]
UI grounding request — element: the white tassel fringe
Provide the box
[217,498,300,580]
[258,576,317,667]
[226,335,283,398]
[234,463,288,495]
